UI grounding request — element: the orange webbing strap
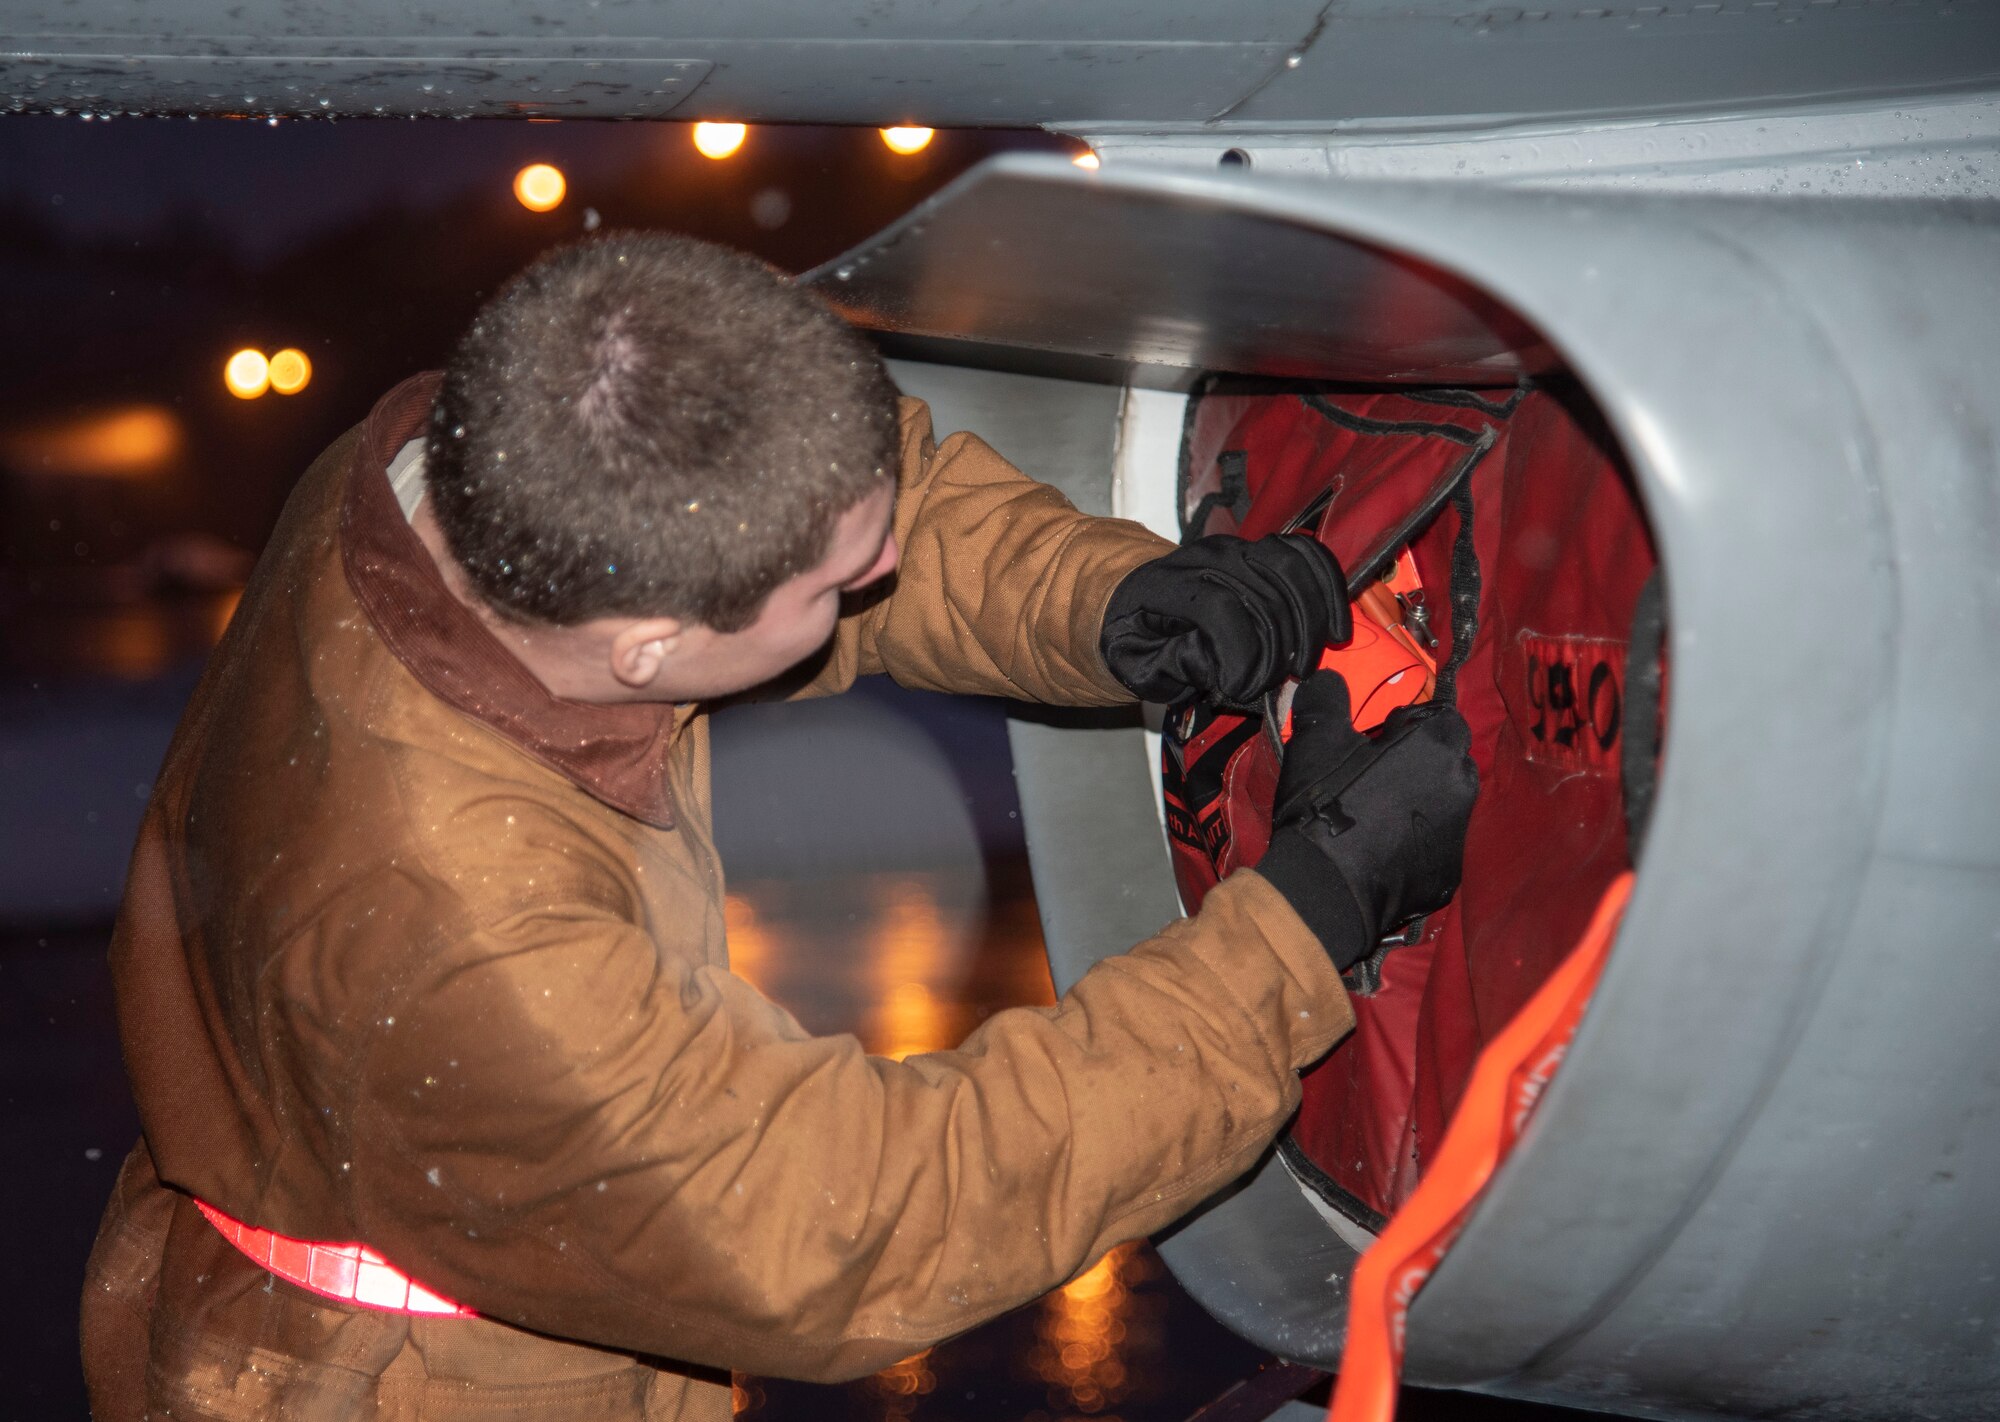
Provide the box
[195,1198,478,1317]
[1327,872,1635,1422]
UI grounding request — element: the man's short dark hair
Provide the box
[425,233,897,632]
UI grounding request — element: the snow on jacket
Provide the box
[81,372,1351,1422]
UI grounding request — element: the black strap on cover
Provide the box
[1184,448,1254,547]
[1430,478,1482,711]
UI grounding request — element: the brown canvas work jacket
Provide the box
[81,372,1353,1422]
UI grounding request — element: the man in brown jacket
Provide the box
[81,235,1476,1421]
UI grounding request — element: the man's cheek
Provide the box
[784,606,839,664]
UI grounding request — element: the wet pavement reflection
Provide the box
[724,867,1051,1060]
[1028,1242,1158,1418]
[720,864,1267,1422]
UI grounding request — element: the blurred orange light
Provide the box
[1072,151,1101,171]
[880,126,934,156]
[692,121,748,160]
[225,349,270,399]
[513,163,566,211]
[0,405,183,479]
[211,587,245,643]
[268,348,313,395]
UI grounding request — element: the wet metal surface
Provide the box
[1,0,1991,129]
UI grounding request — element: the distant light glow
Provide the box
[513,163,566,211]
[0,405,183,479]
[268,348,313,395]
[212,587,245,643]
[1032,1241,1150,1415]
[693,122,748,160]
[750,187,792,230]
[225,349,270,400]
[1073,151,1101,171]
[880,126,934,156]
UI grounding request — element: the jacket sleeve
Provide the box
[352,865,1350,1382]
[795,397,1172,706]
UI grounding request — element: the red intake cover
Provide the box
[1163,386,1654,1219]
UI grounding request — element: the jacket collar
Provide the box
[339,373,682,829]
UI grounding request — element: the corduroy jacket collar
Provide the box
[339,373,683,829]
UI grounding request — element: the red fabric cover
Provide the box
[1400,393,1654,1175]
[1167,387,1654,1217]
[1181,392,1499,551]
[1166,390,1500,906]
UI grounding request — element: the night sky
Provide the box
[0,114,1066,676]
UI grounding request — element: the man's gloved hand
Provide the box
[1255,671,1479,973]
[1100,534,1350,709]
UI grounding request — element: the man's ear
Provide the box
[609,618,685,691]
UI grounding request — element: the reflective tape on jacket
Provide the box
[195,1198,477,1317]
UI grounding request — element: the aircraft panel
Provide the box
[1225,0,2000,127]
[8,0,1993,130]
[1089,94,2000,201]
[806,156,2000,1420]
[0,0,1324,44]
[809,166,1557,385]
[0,0,1322,122]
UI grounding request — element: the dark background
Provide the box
[0,117,1066,683]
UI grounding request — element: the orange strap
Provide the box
[1328,872,1634,1422]
[195,1198,477,1317]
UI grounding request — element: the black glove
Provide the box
[1255,671,1479,972]
[1100,534,1350,710]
